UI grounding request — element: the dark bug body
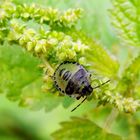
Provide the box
[53,61,93,100]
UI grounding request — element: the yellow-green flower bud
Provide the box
[26,41,36,51]
[35,39,48,53]
[48,38,58,46]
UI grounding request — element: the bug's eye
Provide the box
[88,85,93,93]
[82,85,93,95]
[82,88,87,94]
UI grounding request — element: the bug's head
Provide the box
[81,80,93,96]
[71,79,110,112]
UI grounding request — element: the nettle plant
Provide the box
[0,0,140,139]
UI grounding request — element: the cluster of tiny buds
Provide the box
[7,19,89,66]
[0,1,83,43]
[94,90,140,113]
[0,0,88,65]
[0,1,83,28]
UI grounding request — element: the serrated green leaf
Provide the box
[110,0,140,47]
[117,55,140,96]
[52,117,122,140]
[0,44,63,112]
[19,79,64,111]
[0,43,41,100]
[86,40,119,78]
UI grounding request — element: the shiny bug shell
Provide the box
[53,61,93,100]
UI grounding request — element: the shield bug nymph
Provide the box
[53,61,110,112]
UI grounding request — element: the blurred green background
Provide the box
[0,0,133,140]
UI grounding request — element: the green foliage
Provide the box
[0,0,139,113]
[0,0,140,139]
[117,55,140,96]
[0,1,82,28]
[52,117,122,140]
[0,44,64,112]
[0,44,41,100]
[86,39,119,78]
[110,0,140,47]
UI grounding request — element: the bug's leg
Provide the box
[49,75,54,79]
[71,96,87,112]
[76,96,81,100]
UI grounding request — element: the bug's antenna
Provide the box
[71,96,87,112]
[93,79,110,89]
